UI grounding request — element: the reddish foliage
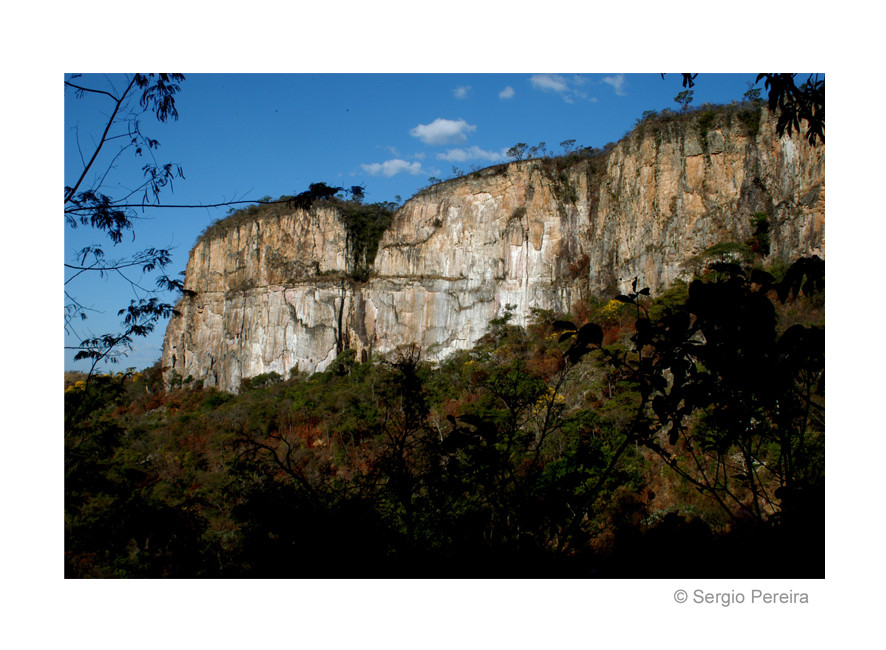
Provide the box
[602,324,622,345]
[65,551,98,577]
[469,369,489,386]
[144,393,164,411]
[571,300,592,325]
[293,421,325,448]
[526,352,563,379]
[442,398,462,418]
[182,430,210,453]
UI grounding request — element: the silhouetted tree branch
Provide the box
[64,74,282,373]
[662,73,824,144]
[561,257,824,532]
[69,298,178,379]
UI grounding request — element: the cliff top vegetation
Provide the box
[195,99,798,250]
[198,182,397,281]
[412,99,771,199]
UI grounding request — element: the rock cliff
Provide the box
[162,107,824,392]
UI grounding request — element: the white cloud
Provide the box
[436,146,505,163]
[453,85,471,99]
[410,118,477,145]
[602,74,627,96]
[499,86,515,100]
[530,74,569,94]
[529,74,590,103]
[361,159,425,177]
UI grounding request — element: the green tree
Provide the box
[506,142,528,161]
[674,89,694,112]
[743,84,763,103]
[528,142,548,159]
[339,199,396,280]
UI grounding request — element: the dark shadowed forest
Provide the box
[65,251,823,578]
[63,72,826,579]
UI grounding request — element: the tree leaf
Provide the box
[575,323,603,347]
[552,320,577,332]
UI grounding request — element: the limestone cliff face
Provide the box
[588,111,824,293]
[162,207,352,390]
[163,108,824,392]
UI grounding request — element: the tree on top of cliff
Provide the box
[288,182,344,209]
[667,73,824,145]
[674,89,694,112]
[506,143,528,161]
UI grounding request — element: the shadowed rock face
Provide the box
[163,108,824,392]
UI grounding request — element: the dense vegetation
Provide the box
[415,99,769,205]
[65,249,824,578]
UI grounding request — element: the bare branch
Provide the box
[65,198,293,212]
[64,80,119,102]
[65,75,138,204]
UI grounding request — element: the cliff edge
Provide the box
[162,106,824,392]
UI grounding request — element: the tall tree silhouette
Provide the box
[558,257,824,529]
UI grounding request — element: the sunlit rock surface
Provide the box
[163,108,824,392]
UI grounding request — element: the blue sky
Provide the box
[65,72,770,371]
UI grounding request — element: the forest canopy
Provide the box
[65,252,824,578]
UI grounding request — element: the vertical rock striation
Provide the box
[162,207,352,390]
[163,107,824,392]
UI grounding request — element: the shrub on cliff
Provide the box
[197,182,395,282]
[339,200,395,280]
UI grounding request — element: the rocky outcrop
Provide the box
[162,107,824,392]
[162,207,352,390]
[587,111,824,293]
